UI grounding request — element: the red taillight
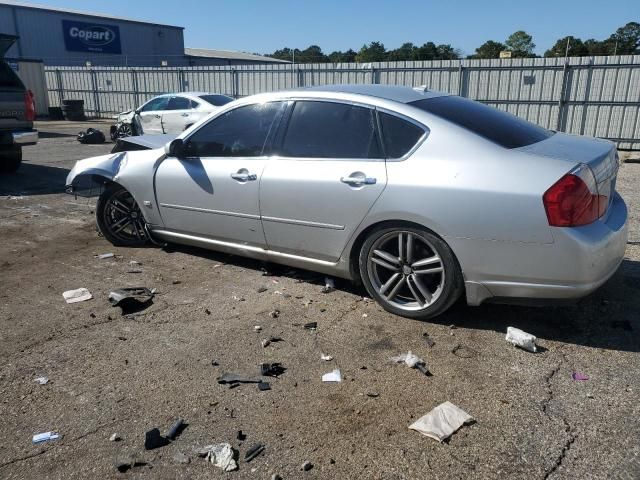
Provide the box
[543,164,606,227]
[24,90,36,121]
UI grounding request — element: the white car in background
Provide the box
[111,92,234,137]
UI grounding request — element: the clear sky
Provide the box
[23,0,640,56]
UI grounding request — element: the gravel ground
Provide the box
[0,121,639,479]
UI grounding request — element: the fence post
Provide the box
[90,68,101,118]
[55,68,64,105]
[131,69,140,107]
[579,58,594,135]
[297,67,304,88]
[556,60,571,131]
[231,69,238,98]
[178,69,185,92]
[371,64,378,84]
[457,64,466,96]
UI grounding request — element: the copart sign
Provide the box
[62,20,122,54]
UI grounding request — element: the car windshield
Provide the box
[409,96,553,149]
[200,94,234,107]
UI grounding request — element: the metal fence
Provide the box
[45,55,640,149]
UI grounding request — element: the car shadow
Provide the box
[0,162,70,196]
[162,242,640,354]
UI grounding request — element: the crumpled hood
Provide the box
[66,152,127,192]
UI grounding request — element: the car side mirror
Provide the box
[166,138,185,158]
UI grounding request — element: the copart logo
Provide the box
[69,26,116,46]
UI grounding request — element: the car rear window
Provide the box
[0,62,23,89]
[409,96,553,149]
[379,112,425,158]
[200,94,234,107]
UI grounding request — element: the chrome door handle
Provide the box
[340,176,377,186]
[231,172,257,181]
[181,113,189,117]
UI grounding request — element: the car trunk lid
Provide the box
[518,132,619,216]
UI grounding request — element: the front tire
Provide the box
[0,146,22,173]
[96,184,148,247]
[359,225,463,320]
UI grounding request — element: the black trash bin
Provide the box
[61,99,86,121]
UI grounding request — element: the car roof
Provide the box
[303,84,450,103]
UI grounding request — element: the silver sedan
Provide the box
[66,85,628,319]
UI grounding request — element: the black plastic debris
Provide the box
[304,322,318,330]
[245,443,265,462]
[166,419,186,441]
[237,430,247,441]
[258,381,271,391]
[217,373,262,385]
[260,363,286,377]
[115,456,147,473]
[108,287,155,315]
[144,428,169,450]
[77,128,105,144]
[302,461,314,471]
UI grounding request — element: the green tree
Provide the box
[414,42,439,60]
[328,49,357,63]
[505,30,536,57]
[544,36,588,57]
[387,42,417,61]
[297,45,328,63]
[584,38,613,55]
[271,47,294,61]
[469,40,506,59]
[356,41,387,63]
[608,21,640,54]
[436,44,460,60]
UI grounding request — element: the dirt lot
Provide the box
[1,120,639,479]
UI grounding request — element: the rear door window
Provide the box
[166,96,191,110]
[410,96,553,149]
[200,94,234,107]
[281,101,382,159]
[379,112,425,158]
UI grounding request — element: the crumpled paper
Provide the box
[409,401,473,442]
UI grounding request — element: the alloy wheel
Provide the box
[367,230,445,312]
[102,189,147,243]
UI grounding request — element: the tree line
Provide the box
[267,22,639,62]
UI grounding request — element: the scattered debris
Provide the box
[217,373,262,385]
[144,427,170,450]
[205,308,211,315]
[366,391,380,398]
[321,354,333,361]
[322,369,342,382]
[115,455,147,473]
[362,313,368,318]
[211,360,219,367]
[272,474,283,480]
[260,362,286,377]
[505,327,537,353]
[269,309,280,318]
[126,269,143,274]
[109,433,120,442]
[129,260,141,266]
[232,295,245,301]
[258,381,271,391]
[261,339,271,348]
[173,451,190,464]
[166,419,186,440]
[422,332,435,348]
[237,430,247,441]
[95,252,114,259]
[108,287,155,314]
[572,372,589,381]
[304,321,318,330]
[321,277,335,293]
[34,376,49,385]
[254,325,262,332]
[274,290,283,295]
[245,443,265,462]
[172,279,181,285]
[391,351,430,376]
[62,288,92,304]
[451,344,477,359]
[409,401,474,442]
[32,431,61,444]
[257,286,268,293]
[302,461,314,471]
[196,443,238,471]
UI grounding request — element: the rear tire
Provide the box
[359,224,463,320]
[0,146,22,173]
[96,184,148,247]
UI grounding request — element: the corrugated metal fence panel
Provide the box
[45,55,640,149]
[15,61,50,116]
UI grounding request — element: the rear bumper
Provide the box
[12,129,38,145]
[461,192,628,305]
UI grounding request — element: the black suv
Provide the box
[0,34,38,173]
